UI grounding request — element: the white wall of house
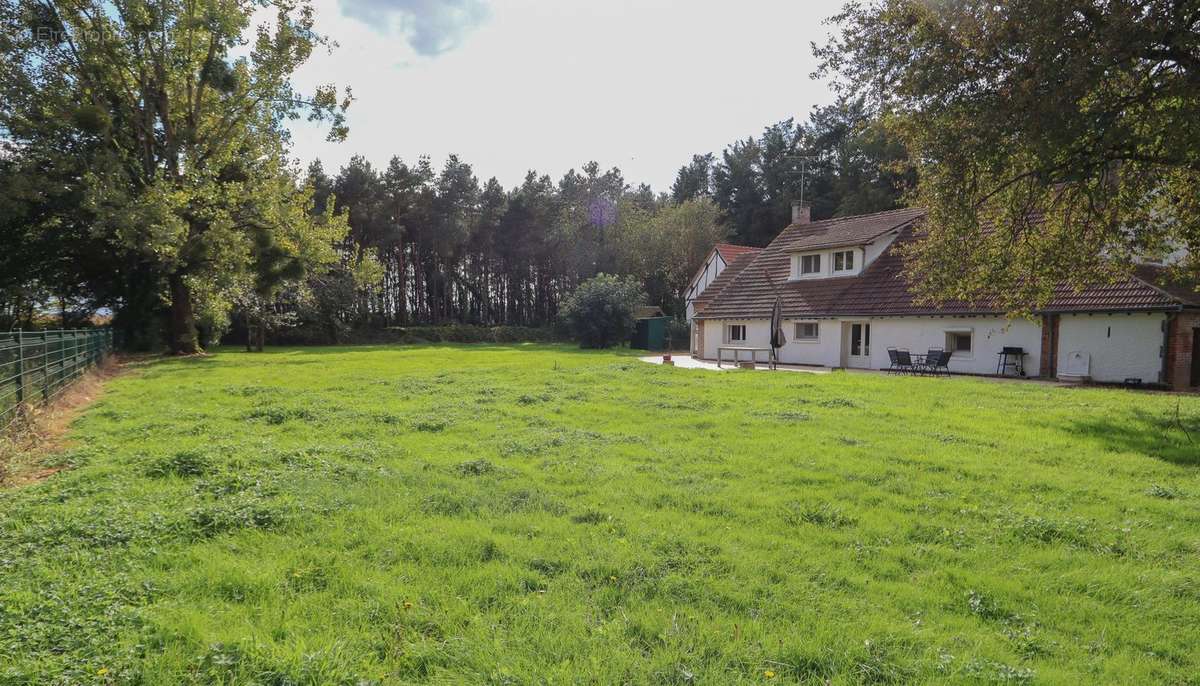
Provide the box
[703,319,772,365]
[685,251,726,322]
[701,315,1044,375]
[869,317,1043,376]
[1056,313,1166,383]
[700,319,847,366]
[778,319,844,366]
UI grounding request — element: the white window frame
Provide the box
[945,329,974,359]
[794,321,819,342]
[725,324,747,343]
[800,254,822,276]
[832,249,856,274]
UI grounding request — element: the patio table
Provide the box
[716,346,775,369]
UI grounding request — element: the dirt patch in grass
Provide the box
[0,354,137,487]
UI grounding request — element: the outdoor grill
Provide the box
[996,346,1027,377]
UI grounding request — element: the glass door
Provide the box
[848,323,871,367]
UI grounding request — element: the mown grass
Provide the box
[2,344,1199,685]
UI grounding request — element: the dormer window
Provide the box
[792,248,864,279]
[833,250,855,272]
[799,254,822,275]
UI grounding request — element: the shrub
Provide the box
[259,323,566,346]
[560,274,645,348]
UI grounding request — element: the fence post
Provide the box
[59,331,66,392]
[14,330,23,405]
[42,331,50,402]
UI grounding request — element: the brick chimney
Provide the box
[791,200,811,224]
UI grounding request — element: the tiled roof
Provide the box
[714,243,762,263]
[687,244,762,298]
[1133,264,1200,307]
[1041,277,1187,313]
[692,252,759,314]
[774,208,926,252]
[697,210,1194,320]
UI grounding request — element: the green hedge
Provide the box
[264,324,568,346]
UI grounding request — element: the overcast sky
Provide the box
[288,0,845,192]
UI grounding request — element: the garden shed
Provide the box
[630,306,669,351]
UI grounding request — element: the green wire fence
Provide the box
[0,328,114,432]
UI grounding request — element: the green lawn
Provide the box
[2,345,1199,685]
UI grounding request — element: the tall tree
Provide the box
[712,138,769,245]
[261,155,736,335]
[815,0,1200,311]
[239,164,346,350]
[1,0,351,351]
[671,153,715,203]
[557,162,627,279]
[469,178,507,323]
[613,197,727,314]
[697,109,910,247]
[380,156,434,324]
[0,138,114,330]
[427,155,480,321]
[496,172,554,324]
[800,97,913,219]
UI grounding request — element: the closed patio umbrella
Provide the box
[769,295,786,369]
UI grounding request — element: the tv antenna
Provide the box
[784,154,819,206]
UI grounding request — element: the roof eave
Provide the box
[1128,269,1200,309]
[779,221,914,254]
[695,305,1183,320]
[782,241,872,253]
[1039,304,1183,314]
[686,247,724,292]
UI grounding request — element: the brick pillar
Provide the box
[1039,314,1059,378]
[1164,311,1200,391]
[692,320,705,358]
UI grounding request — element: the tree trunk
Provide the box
[168,273,200,354]
[397,244,407,324]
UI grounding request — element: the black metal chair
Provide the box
[894,348,916,375]
[914,347,942,375]
[927,350,953,377]
[887,347,901,373]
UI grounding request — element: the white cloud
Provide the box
[338,0,490,56]
[289,0,845,191]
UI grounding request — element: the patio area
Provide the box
[638,352,1071,387]
[638,353,831,374]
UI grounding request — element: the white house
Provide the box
[684,243,761,322]
[691,203,1200,390]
